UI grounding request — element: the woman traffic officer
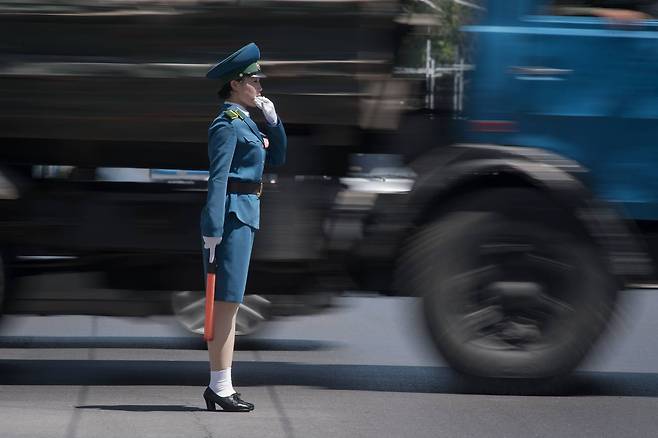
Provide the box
[200,42,286,412]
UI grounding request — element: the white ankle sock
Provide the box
[210,368,236,397]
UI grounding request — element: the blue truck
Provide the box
[366,0,658,379]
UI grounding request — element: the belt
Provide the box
[227,180,263,197]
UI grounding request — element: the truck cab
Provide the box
[466,0,658,220]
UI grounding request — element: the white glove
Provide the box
[254,96,278,126]
[202,236,222,263]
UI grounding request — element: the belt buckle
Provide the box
[256,182,263,198]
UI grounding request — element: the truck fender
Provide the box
[403,144,652,281]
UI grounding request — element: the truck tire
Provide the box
[398,188,618,379]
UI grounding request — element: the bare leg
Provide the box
[203,300,254,411]
[207,300,240,370]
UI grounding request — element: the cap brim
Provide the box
[206,42,261,80]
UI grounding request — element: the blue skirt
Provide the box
[202,212,256,303]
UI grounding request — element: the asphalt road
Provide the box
[1,292,658,438]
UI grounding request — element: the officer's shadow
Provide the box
[76,404,207,413]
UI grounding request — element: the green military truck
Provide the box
[0,0,418,329]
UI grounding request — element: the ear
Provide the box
[229,79,241,93]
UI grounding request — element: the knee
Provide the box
[215,300,240,316]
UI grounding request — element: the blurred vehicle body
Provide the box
[4,0,656,383]
[0,0,417,327]
[371,0,658,381]
[0,0,410,171]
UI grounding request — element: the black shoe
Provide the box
[234,392,255,410]
[203,387,253,412]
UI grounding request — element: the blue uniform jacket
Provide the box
[200,103,287,237]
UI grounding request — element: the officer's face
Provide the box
[232,77,262,107]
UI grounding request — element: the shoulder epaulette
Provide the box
[224,109,243,121]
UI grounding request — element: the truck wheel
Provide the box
[398,188,618,379]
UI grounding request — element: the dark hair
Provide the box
[217,76,247,99]
[217,82,232,99]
